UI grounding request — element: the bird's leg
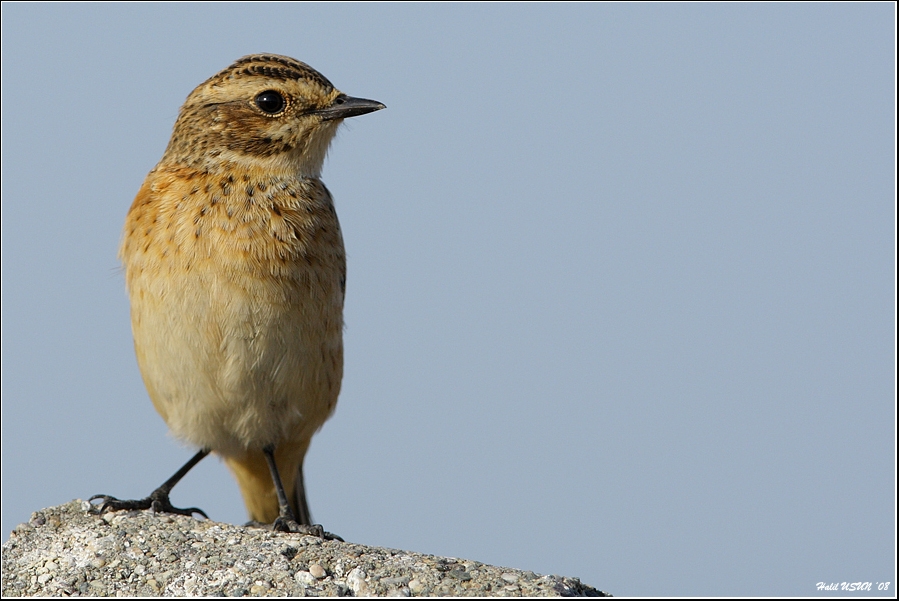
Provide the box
[263,444,342,541]
[90,448,210,519]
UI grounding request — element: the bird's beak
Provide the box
[317,94,385,121]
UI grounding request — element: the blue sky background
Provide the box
[1,3,895,596]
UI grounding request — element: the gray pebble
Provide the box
[295,570,316,586]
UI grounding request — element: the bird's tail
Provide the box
[224,441,311,525]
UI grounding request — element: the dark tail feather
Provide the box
[292,462,313,525]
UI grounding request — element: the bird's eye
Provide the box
[255,91,286,115]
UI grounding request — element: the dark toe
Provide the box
[88,494,152,514]
[88,492,207,519]
[272,517,341,540]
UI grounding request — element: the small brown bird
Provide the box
[91,54,384,537]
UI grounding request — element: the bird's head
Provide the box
[162,54,384,177]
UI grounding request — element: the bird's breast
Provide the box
[120,165,346,453]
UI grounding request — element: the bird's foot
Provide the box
[89,489,208,519]
[271,516,343,541]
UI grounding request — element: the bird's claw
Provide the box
[89,493,152,514]
[89,491,208,519]
[271,516,343,541]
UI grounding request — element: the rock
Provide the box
[2,501,610,597]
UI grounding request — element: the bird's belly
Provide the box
[128,267,343,456]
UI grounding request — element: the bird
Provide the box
[90,54,384,538]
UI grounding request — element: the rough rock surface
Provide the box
[2,500,609,597]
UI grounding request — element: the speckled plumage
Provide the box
[119,55,383,526]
